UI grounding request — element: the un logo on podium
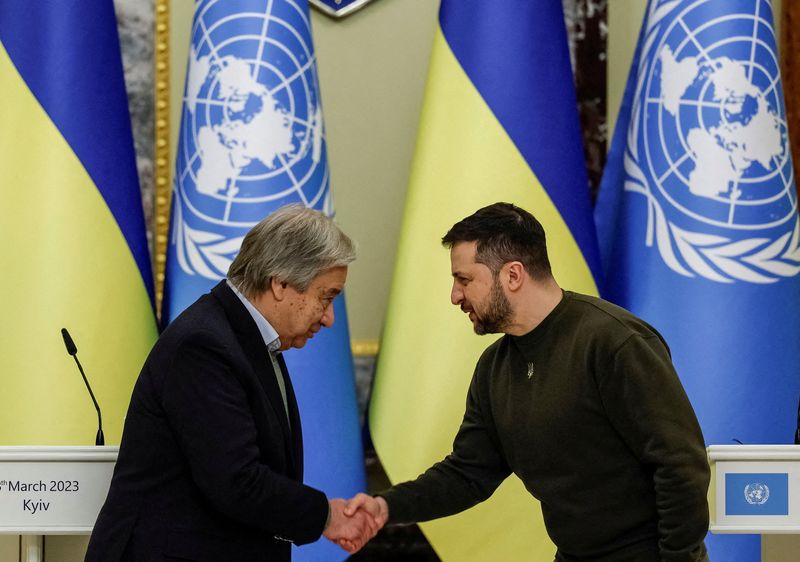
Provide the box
[172,0,330,280]
[743,482,770,506]
[625,0,800,283]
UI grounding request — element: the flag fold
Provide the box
[369,2,600,559]
[0,0,156,445]
[596,1,800,560]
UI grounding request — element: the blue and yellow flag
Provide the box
[162,1,364,559]
[596,1,800,560]
[369,2,600,559]
[0,1,157,445]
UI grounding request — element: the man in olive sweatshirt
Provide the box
[347,203,710,562]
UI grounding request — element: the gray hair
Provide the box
[228,205,356,296]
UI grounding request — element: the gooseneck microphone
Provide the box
[61,328,104,446]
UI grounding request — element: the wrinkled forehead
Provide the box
[309,265,348,292]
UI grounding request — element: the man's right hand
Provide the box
[344,493,389,529]
[323,498,380,553]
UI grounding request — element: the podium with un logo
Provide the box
[708,445,800,560]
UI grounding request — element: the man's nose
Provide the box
[320,302,335,327]
[451,283,463,306]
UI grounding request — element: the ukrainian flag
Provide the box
[0,1,157,445]
[369,2,601,559]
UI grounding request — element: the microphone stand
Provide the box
[61,328,104,446]
[70,354,104,446]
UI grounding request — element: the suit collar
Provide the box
[225,280,282,352]
[210,281,301,477]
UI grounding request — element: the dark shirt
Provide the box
[381,291,710,561]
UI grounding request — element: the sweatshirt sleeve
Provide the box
[379,368,511,524]
[598,334,710,562]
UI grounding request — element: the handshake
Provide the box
[323,493,390,554]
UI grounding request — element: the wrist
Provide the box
[374,495,390,522]
[323,501,331,532]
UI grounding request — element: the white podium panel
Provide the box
[0,446,117,534]
[708,445,800,534]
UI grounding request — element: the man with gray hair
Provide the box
[86,205,376,561]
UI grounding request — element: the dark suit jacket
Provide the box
[85,281,329,562]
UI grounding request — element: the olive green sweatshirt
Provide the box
[380,291,710,561]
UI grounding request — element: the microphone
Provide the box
[61,328,104,446]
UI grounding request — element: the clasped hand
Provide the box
[323,494,389,553]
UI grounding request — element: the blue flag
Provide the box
[163,1,364,559]
[596,1,800,560]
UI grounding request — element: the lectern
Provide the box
[0,446,117,562]
[708,445,800,561]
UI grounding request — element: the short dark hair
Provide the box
[442,202,552,279]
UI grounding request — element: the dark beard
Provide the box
[473,278,512,335]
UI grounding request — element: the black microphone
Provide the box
[61,328,104,446]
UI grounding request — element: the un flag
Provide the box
[163,2,365,561]
[596,1,800,560]
[165,0,331,318]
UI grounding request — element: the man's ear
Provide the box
[504,261,526,292]
[271,277,288,301]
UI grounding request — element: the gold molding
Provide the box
[781,1,800,200]
[154,0,171,320]
[351,340,379,357]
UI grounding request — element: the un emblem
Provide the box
[172,0,331,279]
[744,482,770,505]
[624,0,800,283]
